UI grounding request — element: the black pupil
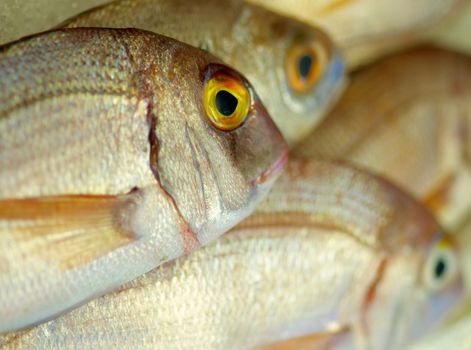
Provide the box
[298,54,313,79]
[215,90,238,116]
[435,258,447,279]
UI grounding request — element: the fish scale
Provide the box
[0,31,135,118]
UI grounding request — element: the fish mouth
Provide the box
[253,146,289,186]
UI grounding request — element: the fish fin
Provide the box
[0,195,137,270]
[259,328,352,350]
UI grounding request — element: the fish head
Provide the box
[275,24,346,145]
[359,212,463,349]
[231,7,346,146]
[148,40,288,246]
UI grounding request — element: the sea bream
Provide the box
[64,0,346,146]
[1,160,462,350]
[0,28,287,333]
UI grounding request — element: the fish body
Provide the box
[2,160,462,350]
[0,28,287,333]
[294,48,471,232]
[64,0,346,146]
[248,0,464,69]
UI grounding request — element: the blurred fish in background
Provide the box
[294,47,471,233]
[247,0,466,69]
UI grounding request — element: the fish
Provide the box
[294,47,471,232]
[247,0,465,69]
[1,160,463,350]
[63,0,346,146]
[0,27,288,333]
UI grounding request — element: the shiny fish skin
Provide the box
[0,28,287,333]
[294,47,471,232]
[2,161,462,350]
[248,0,464,69]
[64,0,346,146]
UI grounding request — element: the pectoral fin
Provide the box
[0,195,136,270]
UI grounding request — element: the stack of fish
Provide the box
[0,0,469,349]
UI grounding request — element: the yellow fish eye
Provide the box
[422,237,459,292]
[203,68,251,131]
[286,41,327,94]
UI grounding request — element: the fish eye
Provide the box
[203,67,251,131]
[423,237,459,292]
[286,41,327,94]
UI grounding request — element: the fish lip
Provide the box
[253,146,289,186]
